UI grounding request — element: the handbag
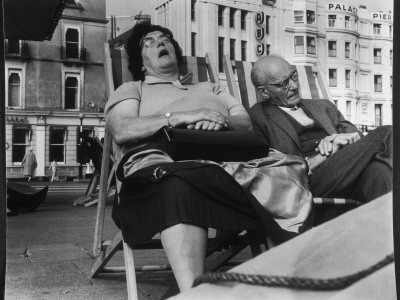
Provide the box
[220,149,313,233]
[145,126,269,162]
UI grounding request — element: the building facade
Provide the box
[5,0,108,179]
[153,0,392,128]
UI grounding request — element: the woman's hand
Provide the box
[170,108,228,128]
[187,121,224,131]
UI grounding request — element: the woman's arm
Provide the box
[108,99,229,146]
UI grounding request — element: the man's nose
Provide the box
[288,77,299,89]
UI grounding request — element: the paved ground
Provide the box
[6,181,178,300]
[6,181,253,299]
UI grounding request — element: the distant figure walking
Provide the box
[49,161,59,182]
[22,147,37,182]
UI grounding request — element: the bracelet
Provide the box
[165,112,172,128]
[304,157,313,176]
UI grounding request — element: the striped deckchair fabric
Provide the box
[313,198,360,205]
[109,47,218,88]
[223,55,331,111]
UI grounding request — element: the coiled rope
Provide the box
[193,253,394,290]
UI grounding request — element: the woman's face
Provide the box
[141,31,179,78]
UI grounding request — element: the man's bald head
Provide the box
[251,55,293,88]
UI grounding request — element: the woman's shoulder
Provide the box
[113,81,143,99]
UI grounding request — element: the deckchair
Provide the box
[91,44,269,300]
[222,55,361,224]
[73,137,116,207]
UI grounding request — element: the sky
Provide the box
[106,0,153,17]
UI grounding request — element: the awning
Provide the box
[4,0,67,41]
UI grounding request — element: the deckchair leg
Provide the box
[92,231,123,277]
[123,242,139,300]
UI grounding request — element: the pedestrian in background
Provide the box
[22,147,37,182]
[49,160,59,182]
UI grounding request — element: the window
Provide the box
[230,39,235,61]
[328,41,336,57]
[12,128,29,162]
[294,36,304,54]
[375,104,382,126]
[334,100,338,106]
[373,23,381,35]
[8,39,21,54]
[329,69,337,87]
[390,76,393,89]
[230,8,236,28]
[49,128,66,162]
[294,10,304,23]
[346,101,352,120]
[355,19,358,31]
[218,37,224,73]
[265,15,270,35]
[345,70,351,88]
[64,73,80,109]
[374,48,381,64]
[390,50,393,65]
[8,70,22,107]
[191,0,196,22]
[328,15,336,27]
[65,28,79,58]
[374,75,382,92]
[345,16,350,29]
[355,71,358,90]
[345,42,350,58]
[241,11,247,30]
[191,33,196,57]
[218,6,224,26]
[241,41,247,61]
[389,25,392,37]
[355,44,358,60]
[306,10,315,25]
[306,36,316,54]
[266,44,270,55]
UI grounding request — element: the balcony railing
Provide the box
[5,40,29,57]
[60,46,86,61]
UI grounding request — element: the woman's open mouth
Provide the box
[159,49,169,57]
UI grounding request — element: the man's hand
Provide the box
[316,132,361,156]
[187,121,224,131]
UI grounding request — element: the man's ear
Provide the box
[257,87,270,99]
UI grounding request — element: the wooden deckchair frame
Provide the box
[91,44,269,300]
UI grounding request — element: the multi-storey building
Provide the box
[153,0,392,128]
[5,0,108,179]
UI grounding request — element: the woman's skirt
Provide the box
[113,161,294,245]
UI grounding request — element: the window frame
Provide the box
[12,127,30,163]
[345,69,351,88]
[218,6,225,26]
[373,48,382,64]
[329,69,337,87]
[373,23,381,35]
[62,71,82,110]
[241,11,247,30]
[294,10,304,23]
[374,75,382,92]
[5,64,25,109]
[294,36,304,54]
[49,127,67,163]
[328,40,337,57]
[229,8,236,28]
[230,39,235,61]
[306,36,316,55]
[328,15,336,27]
[191,32,196,57]
[306,10,315,25]
[218,37,224,73]
[241,40,247,61]
[345,42,350,58]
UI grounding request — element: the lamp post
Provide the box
[78,113,85,179]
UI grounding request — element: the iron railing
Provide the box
[5,40,29,57]
[60,46,87,61]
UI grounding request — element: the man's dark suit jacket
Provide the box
[250,99,362,158]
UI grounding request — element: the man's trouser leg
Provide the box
[309,125,392,202]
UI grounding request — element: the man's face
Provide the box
[141,31,178,77]
[263,60,302,108]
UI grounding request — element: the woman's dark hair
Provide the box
[126,23,183,81]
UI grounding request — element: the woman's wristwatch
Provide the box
[165,112,172,128]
